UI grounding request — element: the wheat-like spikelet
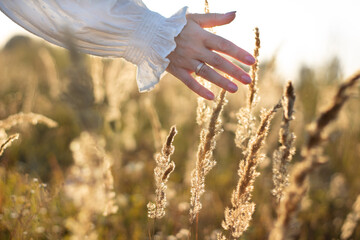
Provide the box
[0,134,20,157]
[341,194,360,240]
[195,0,215,127]
[0,112,58,130]
[248,27,260,110]
[269,71,360,240]
[147,126,177,219]
[272,82,296,203]
[222,103,280,238]
[190,89,228,223]
[216,233,227,240]
[64,132,118,239]
[235,27,261,152]
[196,94,212,127]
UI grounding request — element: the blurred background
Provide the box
[1,0,360,81]
[0,0,359,239]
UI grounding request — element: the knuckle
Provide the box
[198,65,210,76]
[192,83,201,93]
[212,54,224,67]
[213,13,220,22]
[218,39,231,52]
[230,67,241,79]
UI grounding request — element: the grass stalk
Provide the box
[269,71,360,240]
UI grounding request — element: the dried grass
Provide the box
[269,71,360,240]
[64,132,118,239]
[272,82,296,203]
[235,27,261,152]
[341,194,360,240]
[190,90,228,223]
[0,134,19,158]
[248,27,260,110]
[0,112,58,130]
[147,126,177,219]
[222,103,280,238]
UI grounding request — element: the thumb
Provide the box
[188,11,236,28]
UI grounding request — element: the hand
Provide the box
[166,12,255,100]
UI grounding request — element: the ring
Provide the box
[195,62,206,75]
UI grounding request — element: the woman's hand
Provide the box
[166,12,255,100]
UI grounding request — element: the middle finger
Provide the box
[202,50,252,84]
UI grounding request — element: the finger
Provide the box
[203,33,255,65]
[169,67,215,100]
[194,61,238,93]
[188,12,236,28]
[202,51,252,84]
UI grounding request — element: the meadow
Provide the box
[0,6,359,240]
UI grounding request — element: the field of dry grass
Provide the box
[0,3,359,239]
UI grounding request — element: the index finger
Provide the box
[203,32,255,65]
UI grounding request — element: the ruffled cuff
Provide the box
[123,7,188,92]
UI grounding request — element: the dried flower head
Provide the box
[190,90,227,223]
[223,103,280,238]
[148,126,177,219]
[269,71,360,240]
[235,27,261,152]
[272,82,297,202]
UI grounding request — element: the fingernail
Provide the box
[228,82,238,92]
[225,11,237,17]
[245,55,256,65]
[206,92,215,100]
[241,75,252,84]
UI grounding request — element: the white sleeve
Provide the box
[0,0,188,92]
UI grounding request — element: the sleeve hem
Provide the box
[136,6,188,92]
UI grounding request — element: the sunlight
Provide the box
[1,0,359,81]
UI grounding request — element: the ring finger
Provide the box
[193,60,238,93]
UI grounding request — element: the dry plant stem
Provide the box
[235,28,260,151]
[222,103,281,238]
[190,89,228,224]
[195,0,215,127]
[147,126,177,219]
[248,27,260,110]
[341,194,360,240]
[307,71,360,149]
[0,112,58,130]
[272,82,296,203]
[0,134,20,157]
[269,71,360,240]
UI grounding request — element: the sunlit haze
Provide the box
[1,0,359,81]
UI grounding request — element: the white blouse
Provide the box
[0,0,188,92]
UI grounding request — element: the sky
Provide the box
[0,0,359,81]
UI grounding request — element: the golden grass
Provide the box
[272,82,296,203]
[147,126,177,219]
[190,90,228,224]
[0,1,359,238]
[269,71,360,240]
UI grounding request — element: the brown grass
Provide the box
[269,71,360,240]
